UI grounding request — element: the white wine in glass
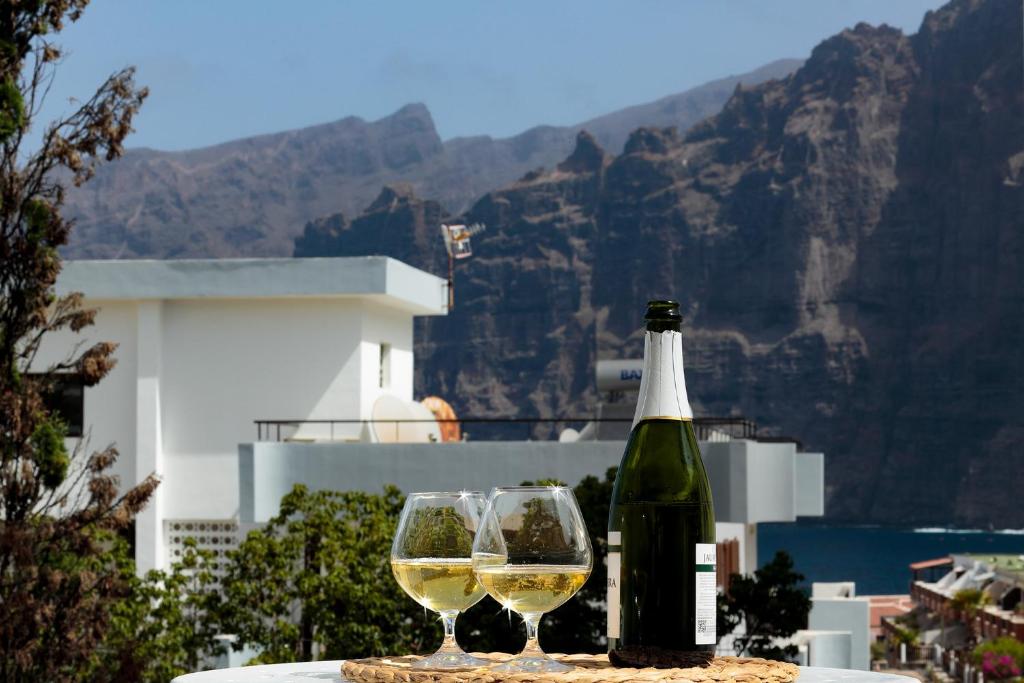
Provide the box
[475,563,590,614]
[391,492,488,669]
[472,486,593,673]
[391,558,485,612]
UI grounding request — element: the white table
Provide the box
[173,662,918,683]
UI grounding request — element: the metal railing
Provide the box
[254,416,771,443]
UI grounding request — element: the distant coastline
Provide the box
[912,527,1024,535]
[759,523,1024,595]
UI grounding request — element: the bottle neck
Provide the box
[631,329,693,428]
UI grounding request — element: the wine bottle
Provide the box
[607,300,717,668]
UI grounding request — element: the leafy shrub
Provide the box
[974,637,1024,680]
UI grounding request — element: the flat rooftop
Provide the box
[57,257,447,316]
[966,553,1024,582]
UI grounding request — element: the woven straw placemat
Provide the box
[341,653,800,683]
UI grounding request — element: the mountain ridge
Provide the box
[62,59,800,260]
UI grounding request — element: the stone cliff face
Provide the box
[62,62,798,260]
[303,0,1024,526]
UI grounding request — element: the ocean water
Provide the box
[758,522,1024,595]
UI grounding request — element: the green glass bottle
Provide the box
[607,300,716,668]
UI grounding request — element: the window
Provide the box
[379,343,391,389]
[31,373,85,437]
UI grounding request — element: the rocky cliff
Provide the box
[62,61,798,259]
[302,0,1024,526]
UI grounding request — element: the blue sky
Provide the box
[39,0,947,151]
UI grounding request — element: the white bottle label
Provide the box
[695,543,717,645]
[606,531,621,639]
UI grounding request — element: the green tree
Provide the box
[0,1,153,680]
[950,588,989,618]
[718,551,810,660]
[84,539,225,682]
[219,484,438,663]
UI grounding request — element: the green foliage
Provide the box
[219,484,437,663]
[0,76,24,141]
[29,414,68,488]
[951,588,989,615]
[24,198,55,238]
[890,623,919,646]
[718,551,810,661]
[85,538,225,682]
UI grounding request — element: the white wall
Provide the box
[796,452,825,517]
[693,441,824,523]
[809,597,871,670]
[802,631,854,669]
[135,301,164,572]
[357,302,415,417]
[161,298,366,456]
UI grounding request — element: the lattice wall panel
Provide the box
[164,519,240,581]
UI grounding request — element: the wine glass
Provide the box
[472,485,593,673]
[391,491,489,669]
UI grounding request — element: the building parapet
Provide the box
[57,256,448,315]
[237,438,825,526]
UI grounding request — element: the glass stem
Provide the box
[521,612,545,657]
[438,610,461,653]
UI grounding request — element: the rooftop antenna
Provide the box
[440,221,486,310]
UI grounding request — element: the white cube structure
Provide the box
[36,257,447,573]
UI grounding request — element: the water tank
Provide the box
[370,394,442,443]
[595,359,644,392]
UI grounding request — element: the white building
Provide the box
[804,583,871,670]
[40,255,825,582]
[38,257,447,573]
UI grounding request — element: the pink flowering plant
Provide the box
[974,637,1024,680]
[981,651,1021,680]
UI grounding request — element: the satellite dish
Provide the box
[559,428,580,443]
[371,394,441,443]
[409,401,442,443]
[371,394,416,443]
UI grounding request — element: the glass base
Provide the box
[412,650,490,670]
[489,654,572,673]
